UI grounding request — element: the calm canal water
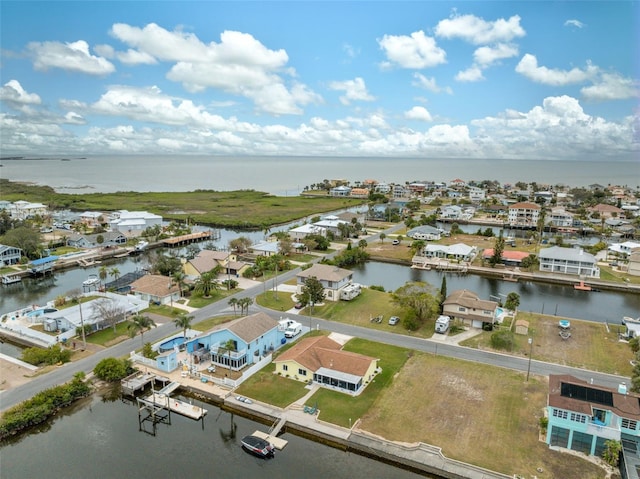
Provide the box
[0,390,424,479]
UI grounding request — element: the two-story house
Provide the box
[0,244,23,266]
[538,246,600,278]
[9,200,48,220]
[546,374,640,458]
[296,263,354,302]
[443,289,498,329]
[548,207,574,228]
[66,231,127,249]
[109,210,163,236]
[184,312,282,372]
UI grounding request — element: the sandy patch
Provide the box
[0,358,37,391]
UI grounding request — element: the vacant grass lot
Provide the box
[358,353,606,478]
[461,313,634,376]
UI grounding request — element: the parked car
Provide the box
[388,316,400,326]
[392,239,400,245]
[294,302,304,309]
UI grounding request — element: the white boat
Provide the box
[1,274,22,285]
[623,317,640,325]
[82,274,100,287]
[134,240,149,252]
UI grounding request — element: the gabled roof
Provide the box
[297,263,352,282]
[130,274,179,297]
[539,246,596,263]
[276,336,376,376]
[226,312,279,343]
[188,249,226,273]
[588,203,623,214]
[444,289,497,311]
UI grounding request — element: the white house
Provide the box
[419,243,477,262]
[289,223,327,240]
[468,187,486,202]
[609,241,640,258]
[9,200,48,220]
[296,263,355,302]
[109,210,163,236]
[508,202,541,227]
[548,208,574,228]
[440,205,463,219]
[406,225,442,241]
[0,244,23,266]
[538,246,600,278]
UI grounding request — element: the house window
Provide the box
[298,369,307,376]
[458,307,466,312]
[622,418,638,430]
[570,412,586,423]
[552,409,568,420]
[282,365,288,371]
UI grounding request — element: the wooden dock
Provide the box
[145,392,208,420]
[121,371,170,396]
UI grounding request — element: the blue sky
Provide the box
[1,1,638,160]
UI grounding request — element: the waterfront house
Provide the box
[183,312,282,372]
[468,187,486,202]
[0,244,23,266]
[330,185,351,197]
[629,251,640,276]
[508,202,541,228]
[548,208,574,228]
[109,210,163,236]
[546,374,640,459]
[289,224,327,240]
[296,263,355,302]
[9,200,48,220]
[66,231,127,249]
[129,274,180,305]
[481,249,530,267]
[420,243,477,262]
[313,216,349,235]
[538,246,600,278]
[349,187,370,198]
[440,205,463,220]
[183,249,237,279]
[443,289,498,329]
[78,211,105,228]
[407,225,442,241]
[274,335,378,396]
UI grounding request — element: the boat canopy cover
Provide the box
[30,256,59,266]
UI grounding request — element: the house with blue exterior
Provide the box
[546,374,640,459]
[181,312,285,372]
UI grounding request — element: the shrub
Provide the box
[539,416,548,433]
[490,330,516,351]
[94,357,133,382]
[369,285,385,292]
[21,344,71,366]
[142,342,158,360]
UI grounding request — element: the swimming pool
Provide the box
[159,336,186,352]
[26,307,58,318]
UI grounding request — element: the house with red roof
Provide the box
[274,335,378,396]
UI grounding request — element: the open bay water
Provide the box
[1,155,635,195]
[0,392,424,479]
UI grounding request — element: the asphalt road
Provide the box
[0,222,630,411]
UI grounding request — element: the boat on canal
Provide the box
[82,274,100,287]
[241,435,275,458]
[1,274,22,285]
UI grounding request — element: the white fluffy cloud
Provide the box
[108,23,320,115]
[455,66,484,82]
[435,13,525,44]
[515,54,598,86]
[473,43,519,67]
[27,40,115,75]
[378,31,446,69]
[404,106,433,122]
[581,73,639,101]
[328,78,375,105]
[0,80,42,106]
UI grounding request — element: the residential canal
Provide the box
[0,391,425,479]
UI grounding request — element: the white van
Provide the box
[435,315,451,334]
[284,321,302,338]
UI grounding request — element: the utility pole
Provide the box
[526,337,533,381]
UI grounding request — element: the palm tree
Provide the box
[172,271,186,298]
[239,297,253,315]
[228,297,239,316]
[99,265,108,282]
[195,271,219,298]
[109,267,120,283]
[174,313,193,340]
[379,233,386,243]
[128,314,156,347]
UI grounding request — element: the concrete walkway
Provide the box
[429,328,482,345]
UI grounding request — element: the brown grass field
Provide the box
[358,353,612,478]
